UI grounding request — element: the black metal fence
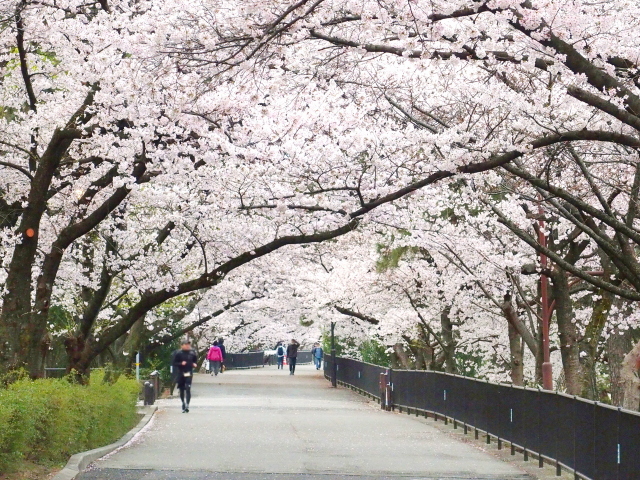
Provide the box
[225,352,265,369]
[43,367,68,378]
[324,356,386,399]
[296,351,313,364]
[325,356,640,480]
[265,350,314,366]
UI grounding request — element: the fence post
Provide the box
[387,368,393,411]
[538,387,544,469]
[143,381,155,405]
[150,370,160,400]
[331,321,337,388]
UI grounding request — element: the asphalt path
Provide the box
[78,364,531,480]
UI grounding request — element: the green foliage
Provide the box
[455,345,486,379]
[299,315,314,327]
[375,241,431,273]
[143,338,181,389]
[0,368,29,388]
[0,372,139,473]
[360,339,391,367]
[140,358,173,389]
[321,333,389,367]
[47,304,74,332]
[321,332,358,358]
[375,245,410,272]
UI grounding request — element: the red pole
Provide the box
[538,207,553,390]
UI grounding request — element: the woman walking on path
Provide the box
[287,339,300,375]
[207,341,223,376]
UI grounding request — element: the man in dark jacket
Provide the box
[218,337,226,372]
[172,339,198,413]
[286,339,300,375]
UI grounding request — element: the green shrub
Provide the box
[360,339,391,367]
[0,372,139,473]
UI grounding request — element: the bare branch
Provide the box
[0,160,33,180]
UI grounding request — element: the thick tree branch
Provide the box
[34,159,148,316]
[79,240,116,339]
[15,8,36,112]
[334,305,379,325]
[567,86,640,133]
[88,219,360,356]
[350,130,639,219]
[147,296,261,351]
[502,296,539,357]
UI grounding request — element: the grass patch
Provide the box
[0,372,139,475]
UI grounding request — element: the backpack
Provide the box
[277,346,284,356]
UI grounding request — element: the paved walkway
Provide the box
[79,365,530,480]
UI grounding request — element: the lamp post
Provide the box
[331,321,337,388]
[538,207,554,390]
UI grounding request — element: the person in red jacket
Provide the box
[207,341,224,376]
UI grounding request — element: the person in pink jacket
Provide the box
[207,341,223,376]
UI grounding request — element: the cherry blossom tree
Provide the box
[3,0,640,410]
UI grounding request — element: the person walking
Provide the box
[218,338,227,373]
[207,341,223,376]
[172,339,198,413]
[311,343,324,370]
[275,342,286,369]
[286,339,300,375]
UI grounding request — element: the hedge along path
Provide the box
[52,405,157,480]
[0,373,139,474]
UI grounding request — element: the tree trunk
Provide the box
[440,306,456,374]
[0,129,80,377]
[64,334,92,382]
[393,343,413,369]
[580,290,612,399]
[620,338,640,411]
[508,322,524,385]
[122,317,145,374]
[502,295,538,358]
[608,328,633,406]
[403,335,428,370]
[416,322,435,370]
[551,269,582,395]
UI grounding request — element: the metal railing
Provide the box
[265,350,314,366]
[225,351,265,369]
[43,367,68,378]
[295,350,313,364]
[325,356,640,479]
[324,356,385,399]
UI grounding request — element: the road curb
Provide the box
[52,404,158,480]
